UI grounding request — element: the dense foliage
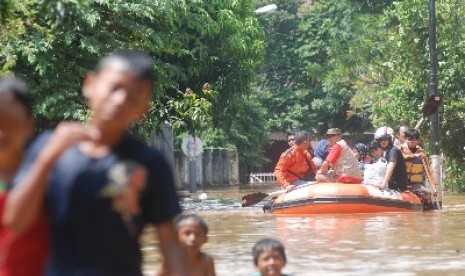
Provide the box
[3,0,465,189]
[0,0,268,167]
[348,0,465,191]
[255,0,374,137]
[256,0,465,190]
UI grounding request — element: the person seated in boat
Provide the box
[312,138,330,168]
[401,129,425,182]
[375,126,408,191]
[368,140,384,161]
[274,130,317,191]
[394,124,409,148]
[315,128,363,184]
[286,132,295,148]
[156,213,216,276]
[363,140,388,187]
[401,128,432,203]
[252,238,290,276]
[352,143,373,171]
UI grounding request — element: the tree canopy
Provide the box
[3,0,465,189]
[255,0,465,190]
[255,0,372,136]
[0,0,268,167]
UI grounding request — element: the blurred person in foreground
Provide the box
[0,76,49,275]
[3,51,188,275]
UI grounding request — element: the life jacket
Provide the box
[401,144,424,184]
[334,140,362,179]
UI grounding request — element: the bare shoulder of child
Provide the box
[155,253,215,276]
[156,213,216,276]
[193,251,215,276]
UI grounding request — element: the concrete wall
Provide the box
[174,148,240,189]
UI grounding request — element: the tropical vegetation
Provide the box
[254,0,465,191]
[2,0,465,190]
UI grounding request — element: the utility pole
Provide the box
[428,0,442,208]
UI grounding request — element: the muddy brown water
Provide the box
[142,185,465,275]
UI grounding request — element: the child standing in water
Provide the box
[252,238,290,276]
[157,213,216,276]
[0,76,49,275]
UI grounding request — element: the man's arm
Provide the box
[306,152,318,173]
[274,151,294,188]
[156,221,189,276]
[318,144,342,174]
[319,160,331,174]
[380,161,396,190]
[3,123,99,233]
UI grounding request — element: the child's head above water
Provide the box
[174,213,209,252]
[252,238,287,276]
[175,213,208,234]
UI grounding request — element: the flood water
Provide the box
[142,184,465,275]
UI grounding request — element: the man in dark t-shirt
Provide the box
[375,127,408,190]
[384,145,408,190]
[4,51,188,275]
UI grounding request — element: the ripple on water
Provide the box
[180,198,243,211]
[142,191,465,275]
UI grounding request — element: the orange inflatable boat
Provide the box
[271,183,423,215]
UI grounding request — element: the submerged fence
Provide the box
[249,172,277,184]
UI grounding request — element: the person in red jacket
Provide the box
[0,76,49,276]
[274,131,317,191]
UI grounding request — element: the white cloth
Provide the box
[362,158,388,187]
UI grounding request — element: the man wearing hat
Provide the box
[316,128,363,183]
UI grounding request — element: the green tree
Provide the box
[255,0,374,136]
[1,0,268,168]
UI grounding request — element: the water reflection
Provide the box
[142,187,465,275]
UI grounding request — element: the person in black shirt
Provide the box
[4,51,188,275]
[374,126,408,191]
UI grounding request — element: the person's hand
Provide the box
[285,185,296,192]
[41,122,101,162]
[415,151,425,158]
[378,183,387,190]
